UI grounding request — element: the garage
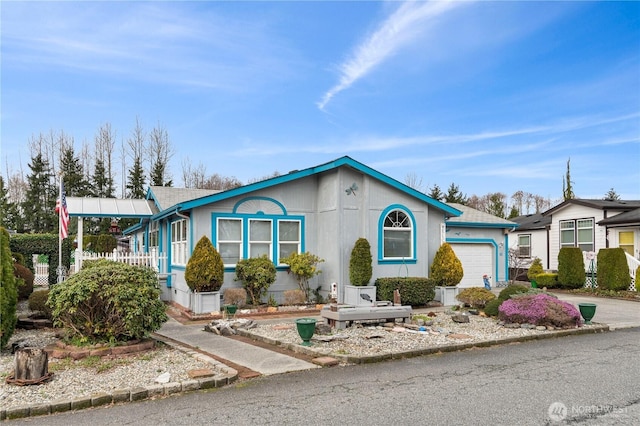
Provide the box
[449,243,494,288]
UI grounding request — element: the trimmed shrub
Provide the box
[498,284,530,301]
[636,266,640,292]
[349,238,372,286]
[47,261,167,344]
[430,243,463,287]
[28,289,52,319]
[14,262,35,300]
[557,247,586,289]
[1,227,18,349]
[284,289,307,305]
[223,288,248,308]
[185,236,224,292]
[375,277,435,306]
[280,252,324,301]
[235,255,277,305]
[527,257,544,281]
[498,293,581,328]
[483,298,501,317]
[456,287,496,308]
[535,273,559,288]
[597,248,632,291]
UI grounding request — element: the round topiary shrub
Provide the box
[483,298,501,317]
[48,261,167,344]
[498,293,581,328]
[456,287,496,308]
[527,257,543,282]
[1,227,18,349]
[28,289,52,320]
[185,236,224,292]
[557,247,586,289]
[235,255,277,305]
[349,238,372,286]
[497,284,530,301]
[14,262,34,300]
[430,243,463,287]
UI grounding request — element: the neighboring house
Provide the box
[126,156,463,310]
[445,203,517,288]
[509,213,552,269]
[510,200,640,285]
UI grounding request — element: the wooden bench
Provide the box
[321,305,413,330]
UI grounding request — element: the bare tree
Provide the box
[508,247,529,283]
[247,171,281,185]
[404,172,424,192]
[181,158,208,188]
[148,122,173,186]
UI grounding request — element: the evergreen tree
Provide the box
[60,145,91,196]
[127,157,146,199]
[562,158,575,201]
[604,188,620,201]
[428,184,444,202]
[22,153,56,233]
[507,206,520,219]
[0,177,19,230]
[485,192,507,218]
[444,182,467,204]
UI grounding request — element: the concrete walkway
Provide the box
[155,317,319,376]
[551,292,640,330]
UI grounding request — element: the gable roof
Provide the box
[147,186,220,211]
[510,213,551,231]
[543,199,640,216]
[445,203,518,229]
[598,207,640,226]
[150,156,461,220]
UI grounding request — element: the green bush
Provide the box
[535,273,559,288]
[498,284,530,301]
[483,284,534,317]
[235,255,277,305]
[456,287,496,308]
[483,298,501,317]
[28,289,52,319]
[557,247,586,289]
[8,234,72,286]
[597,248,632,291]
[636,266,640,292]
[14,262,34,300]
[527,257,544,281]
[430,243,463,287]
[83,234,117,253]
[223,288,248,307]
[349,238,372,286]
[375,277,435,306]
[48,261,167,344]
[185,236,224,292]
[1,227,18,349]
[280,252,324,301]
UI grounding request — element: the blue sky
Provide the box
[2,1,639,203]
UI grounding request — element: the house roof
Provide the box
[147,186,220,211]
[543,199,640,216]
[152,156,462,220]
[66,197,158,218]
[445,203,518,229]
[598,207,640,226]
[510,213,551,231]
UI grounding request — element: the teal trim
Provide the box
[446,237,501,281]
[378,259,418,265]
[377,204,417,263]
[447,222,517,230]
[212,212,305,270]
[503,233,510,281]
[232,196,287,215]
[168,156,461,217]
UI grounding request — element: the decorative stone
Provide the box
[312,356,339,367]
[452,314,470,323]
[503,323,520,328]
[520,323,535,329]
[447,333,473,340]
[535,326,547,331]
[314,324,332,335]
[187,368,215,379]
[155,372,171,384]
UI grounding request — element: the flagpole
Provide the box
[57,173,64,284]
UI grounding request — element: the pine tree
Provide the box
[60,145,91,196]
[486,192,507,218]
[428,184,444,202]
[444,182,467,204]
[604,188,620,201]
[22,153,56,233]
[0,177,19,230]
[563,158,575,201]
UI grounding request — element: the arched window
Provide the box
[379,206,415,262]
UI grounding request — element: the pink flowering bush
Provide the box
[498,294,581,328]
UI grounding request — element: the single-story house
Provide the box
[510,199,640,289]
[445,203,517,288]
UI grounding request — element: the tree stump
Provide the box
[6,347,53,385]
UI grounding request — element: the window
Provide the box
[213,214,302,267]
[218,218,242,266]
[381,208,413,260]
[559,218,594,252]
[149,221,159,251]
[518,234,531,257]
[171,219,188,266]
[619,231,634,256]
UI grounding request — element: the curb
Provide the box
[0,336,238,422]
[237,323,611,364]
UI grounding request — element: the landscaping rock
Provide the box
[452,314,470,323]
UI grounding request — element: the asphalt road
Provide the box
[11,328,640,425]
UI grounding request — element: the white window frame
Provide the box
[382,209,414,260]
[277,219,301,264]
[171,219,188,266]
[518,234,531,258]
[559,218,594,252]
[249,218,273,260]
[217,218,243,267]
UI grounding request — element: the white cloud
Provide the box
[317,0,469,111]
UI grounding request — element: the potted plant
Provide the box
[345,237,375,306]
[430,243,463,306]
[185,236,224,314]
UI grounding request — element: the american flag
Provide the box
[55,182,70,239]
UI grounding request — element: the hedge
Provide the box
[375,277,435,306]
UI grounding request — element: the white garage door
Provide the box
[449,243,493,288]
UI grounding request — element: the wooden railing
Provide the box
[74,248,167,274]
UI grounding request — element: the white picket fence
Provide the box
[73,249,167,274]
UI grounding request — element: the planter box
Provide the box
[191,291,221,314]
[344,285,376,306]
[434,286,460,306]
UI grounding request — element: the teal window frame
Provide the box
[377,204,417,264]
